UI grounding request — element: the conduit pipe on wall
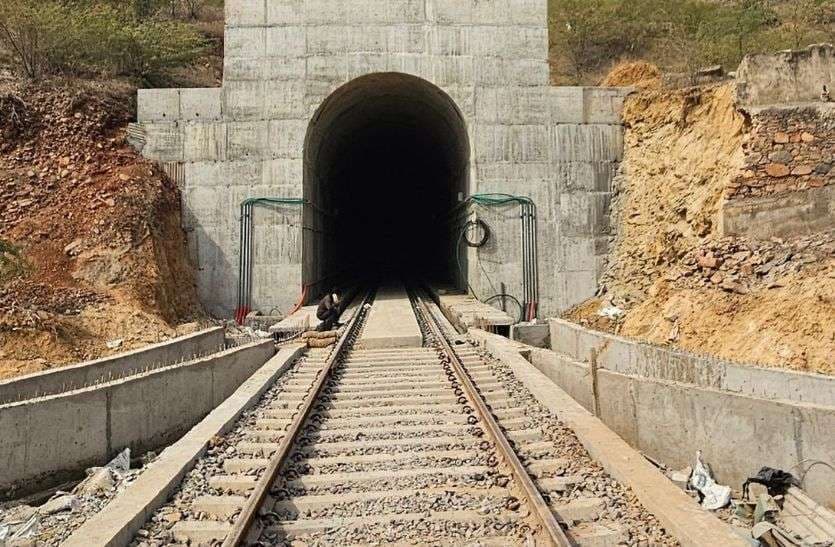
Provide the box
[449,193,540,322]
[235,197,304,325]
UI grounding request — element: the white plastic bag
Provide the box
[690,451,731,510]
[106,447,131,476]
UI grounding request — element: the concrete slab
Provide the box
[435,291,515,331]
[359,285,422,349]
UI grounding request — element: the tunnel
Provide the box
[303,73,470,296]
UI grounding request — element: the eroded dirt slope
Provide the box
[0,79,204,379]
[566,82,835,374]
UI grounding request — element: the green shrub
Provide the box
[549,0,835,84]
[0,0,207,82]
[0,239,27,283]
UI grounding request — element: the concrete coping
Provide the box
[549,318,835,407]
[0,327,226,405]
[0,338,269,411]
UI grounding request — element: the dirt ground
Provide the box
[0,79,204,378]
[565,76,835,375]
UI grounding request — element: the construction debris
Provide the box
[301,329,338,348]
[690,451,732,510]
[0,80,202,379]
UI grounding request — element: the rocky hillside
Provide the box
[0,79,204,379]
[566,78,835,374]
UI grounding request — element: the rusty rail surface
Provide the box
[222,290,374,547]
[412,293,571,547]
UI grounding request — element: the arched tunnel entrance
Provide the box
[303,73,470,296]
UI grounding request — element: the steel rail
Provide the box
[222,290,374,547]
[413,293,571,547]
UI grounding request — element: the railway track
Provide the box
[133,289,674,546]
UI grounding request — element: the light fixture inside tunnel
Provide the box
[302,73,470,299]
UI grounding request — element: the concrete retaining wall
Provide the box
[542,319,835,508]
[550,319,834,406]
[736,43,835,107]
[722,184,835,239]
[0,328,226,404]
[0,340,274,499]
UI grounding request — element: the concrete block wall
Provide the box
[736,43,835,107]
[722,184,835,239]
[0,340,274,498]
[134,0,628,318]
[543,319,835,508]
[0,328,225,404]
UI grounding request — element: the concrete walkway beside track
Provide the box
[359,285,422,349]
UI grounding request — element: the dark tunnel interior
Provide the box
[303,73,470,294]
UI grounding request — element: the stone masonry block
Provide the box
[227,121,269,160]
[303,0,426,25]
[306,25,426,57]
[184,185,233,227]
[267,0,304,25]
[555,161,618,193]
[142,123,184,162]
[183,122,227,162]
[266,26,306,57]
[184,162,222,191]
[469,26,547,60]
[388,55,473,87]
[477,162,554,185]
[225,27,266,59]
[265,80,306,119]
[221,160,264,188]
[224,57,267,81]
[475,87,550,125]
[585,88,629,124]
[559,237,596,272]
[265,57,306,81]
[474,124,550,163]
[475,58,548,86]
[223,81,266,120]
[551,124,624,163]
[226,0,266,26]
[549,87,585,124]
[263,158,303,188]
[428,26,470,57]
[306,55,390,86]
[428,0,544,25]
[179,88,222,121]
[559,192,611,237]
[268,119,307,159]
[137,89,180,122]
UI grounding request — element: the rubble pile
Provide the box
[0,279,107,330]
[0,80,202,375]
[665,231,834,295]
[566,80,835,373]
[0,449,156,546]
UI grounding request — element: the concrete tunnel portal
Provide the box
[303,73,470,295]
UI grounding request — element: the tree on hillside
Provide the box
[777,0,835,48]
[0,0,206,82]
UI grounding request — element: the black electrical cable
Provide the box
[484,293,525,323]
[462,218,490,248]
